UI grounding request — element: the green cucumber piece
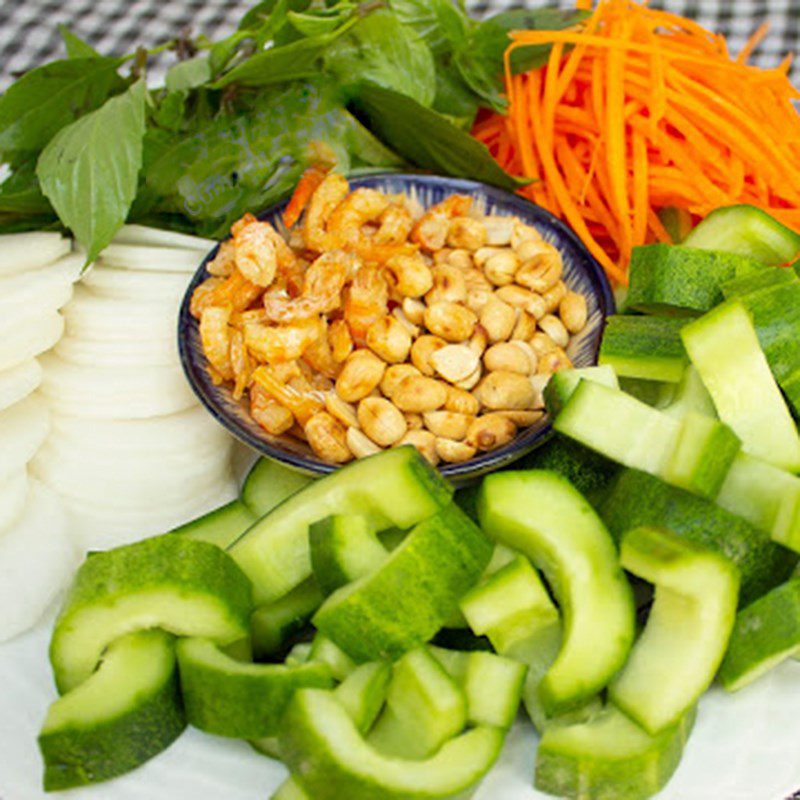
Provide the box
[171,500,257,550]
[721,264,800,298]
[280,689,504,800]
[335,661,393,734]
[535,704,696,800]
[477,471,635,715]
[627,243,761,315]
[176,637,333,739]
[719,577,800,691]
[600,469,797,605]
[661,365,716,419]
[250,579,324,660]
[241,458,314,517]
[543,365,619,416]
[50,535,252,694]
[683,204,800,264]
[285,642,313,666]
[231,447,453,604]
[369,647,467,760]
[681,300,800,470]
[310,515,388,596]
[313,503,492,663]
[272,780,310,800]
[658,206,693,244]
[609,527,739,733]
[251,736,282,760]
[618,377,669,407]
[38,631,185,791]
[599,316,688,382]
[309,634,358,681]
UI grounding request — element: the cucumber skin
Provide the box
[719,577,800,691]
[313,504,493,663]
[50,535,253,694]
[627,243,761,315]
[39,643,185,791]
[600,470,798,606]
[171,500,256,550]
[241,458,314,517]
[176,638,334,739]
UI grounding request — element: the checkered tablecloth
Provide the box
[0,0,798,91]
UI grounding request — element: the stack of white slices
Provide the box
[0,232,83,642]
[30,226,238,554]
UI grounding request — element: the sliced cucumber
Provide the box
[39,630,185,791]
[535,704,696,800]
[231,447,453,604]
[543,365,619,416]
[681,300,800,470]
[661,365,716,419]
[171,500,256,549]
[335,661,393,733]
[314,503,491,663]
[477,472,635,715]
[463,651,526,729]
[599,316,688,382]
[176,638,333,739]
[50,535,252,693]
[600,469,797,605]
[310,515,388,596]
[626,243,761,315]
[719,577,800,691]
[609,527,739,733]
[251,579,323,659]
[241,458,314,517]
[683,204,800,265]
[309,634,358,681]
[280,689,504,800]
[369,647,467,760]
[721,264,800,299]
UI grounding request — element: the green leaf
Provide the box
[432,61,480,129]
[59,26,101,58]
[0,159,52,215]
[37,80,147,264]
[0,57,125,154]
[165,55,212,91]
[238,0,309,32]
[323,10,436,106]
[353,83,525,191]
[287,1,357,37]
[388,0,472,57]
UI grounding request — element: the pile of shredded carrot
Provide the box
[472,0,800,283]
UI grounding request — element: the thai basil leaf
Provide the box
[432,61,480,129]
[0,159,52,215]
[165,55,212,91]
[0,57,125,154]
[37,80,147,264]
[59,26,101,59]
[323,10,436,106]
[388,0,472,57]
[238,0,310,32]
[287,1,358,38]
[353,83,525,191]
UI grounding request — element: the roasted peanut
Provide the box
[431,344,480,384]
[560,291,588,333]
[446,249,473,270]
[411,334,447,376]
[455,365,482,390]
[435,437,477,463]
[479,297,516,343]
[423,410,473,440]
[392,375,448,413]
[530,331,558,357]
[496,409,545,427]
[515,238,551,263]
[305,412,352,463]
[511,221,544,250]
[473,246,507,269]
[484,251,519,286]
[335,349,386,402]
[358,397,408,446]
[385,254,433,298]
[346,426,382,458]
[511,310,538,341]
[510,340,538,372]
[447,217,487,250]
[402,297,426,326]
[381,363,422,397]
[538,314,570,348]
[392,307,421,339]
[542,280,567,314]
[468,324,489,358]
[477,370,538,410]
[445,385,481,416]
[538,347,573,374]
[516,249,562,293]
[404,412,424,430]
[466,413,517,451]
[495,285,537,311]
[484,342,532,374]
[324,392,359,428]
[463,269,494,314]
[529,373,550,408]
[425,265,468,305]
[484,215,515,246]
[366,315,412,364]
[399,430,439,465]
[433,247,454,265]
[424,302,477,343]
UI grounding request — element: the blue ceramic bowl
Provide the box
[178,173,615,483]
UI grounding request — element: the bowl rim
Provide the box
[178,172,616,481]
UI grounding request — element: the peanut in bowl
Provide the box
[178,173,614,482]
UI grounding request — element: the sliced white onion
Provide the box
[0,233,71,276]
[38,354,196,419]
[112,224,216,252]
[0,254,82,320]
[0,479,78,643]
[54,334,180,368]
[0,312,64,372]
[0,394,50,483]
[99,244,205,274]
[82,265,190,303]
[0,360,42,413]
[0,471,29,535]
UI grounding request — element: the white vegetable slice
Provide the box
[0,394,50,483]
[111,224,216,252]
[54,334,180,368]
[0,233,71,276]
[0,254,82,321]
[82,265,190,303]
[0,360,42,412]
[0,479,77,643]
[0,471,28,536]
[38,354,196,418]
[0,313,64,372]
[99,243,205,273]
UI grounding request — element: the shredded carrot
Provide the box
[472,0,800,283]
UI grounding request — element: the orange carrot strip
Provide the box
[737,21,770,63]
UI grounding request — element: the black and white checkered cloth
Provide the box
[0,0,799,91]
